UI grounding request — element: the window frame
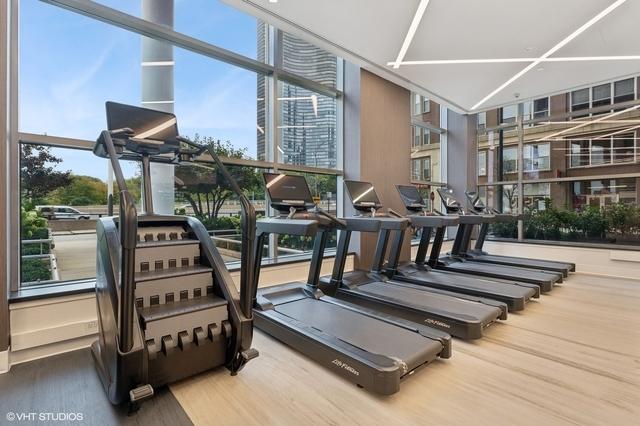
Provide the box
[11,0,346,292]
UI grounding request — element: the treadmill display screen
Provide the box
[396,185,424,207]
[344,180,381,207]
[106,101,179,142]
[264,173,314,206]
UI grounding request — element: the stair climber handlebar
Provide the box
[97,130,138,353]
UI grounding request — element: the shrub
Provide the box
[21,258,52,283]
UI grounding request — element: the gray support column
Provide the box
[141,0,174,215]
[446,110,477,243]
[342,61,362,262]
[446,110,478,198]
[517,103,524,240]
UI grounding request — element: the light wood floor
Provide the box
[170,273,640,426]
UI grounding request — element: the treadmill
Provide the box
[381,183,539,311]
[252,173,452,396]
[318,182,508,340]
[462,190,575,277]
[432,187,562,292]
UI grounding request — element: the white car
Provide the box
[36,205,91,220]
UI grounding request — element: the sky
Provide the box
[20,0,259,181]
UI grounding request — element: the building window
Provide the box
[411,159,421,180]
[414,94,422,115]
[503,147,518,173]
[613,133,636,163]
[500,104,517,124]
[523,143,550,171]
[590,139,611,165]
[412,126,422,147]
[572,178,637,209]
[422,129,430,146]
[570,140,590,168]
[422,157,431,181]
[569,134,636,168]
[478,151,487,176]
[523,183,551,210]
[422,98,430,113]
[591,83,612,113]
[614,78,635,104]
[478,112,486,131]
[571,88,590,117]
[533,97,549,119]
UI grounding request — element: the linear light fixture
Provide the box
[140,100,175,105]
[141,61,175,66]
[392,0,430,69]
[540,103,640,140]
[470,0,629,110]
[388,55,640,66]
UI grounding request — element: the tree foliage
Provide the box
[175,134,261,220]
[21,145,71,204]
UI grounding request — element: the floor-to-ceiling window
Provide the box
[14,0,343,290]
[476,76,640,246]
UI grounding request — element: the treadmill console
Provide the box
[395,185,427,214]
[344,180,383,214]
[263,173,316,214]
[436,188,463,214]
[465,191,486,213]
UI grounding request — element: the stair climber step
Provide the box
[139,295,228,356]
[134,265,214,308]
[135,240,201,273]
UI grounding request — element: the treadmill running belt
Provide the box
[356,282,500,324]
[446,261,559,282]
[275,298,442,371]
[407,269,534,297]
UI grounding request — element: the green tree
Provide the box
[21,145,71,205]
[175,135,261,220]
[48,175,108,205]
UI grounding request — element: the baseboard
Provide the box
[0,349,9,374]
[9,335,95,366]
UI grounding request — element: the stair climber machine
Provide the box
[434,187,562,292]
[463,190,575,276]
[393,184,540,311]
[252,173,452,395]
[92,102,258,410]
[324,180,506,339]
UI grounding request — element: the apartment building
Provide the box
[477,76,640,212]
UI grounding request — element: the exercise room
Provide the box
[1,0,639,425]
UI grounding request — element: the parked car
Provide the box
[36,205,91,220]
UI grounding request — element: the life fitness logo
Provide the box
[332,359,360,376]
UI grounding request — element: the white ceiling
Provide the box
[224,0,640,113]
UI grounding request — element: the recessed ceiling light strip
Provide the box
[389,55,640,66]
[392,0,430,69]
[470,0,629,110]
